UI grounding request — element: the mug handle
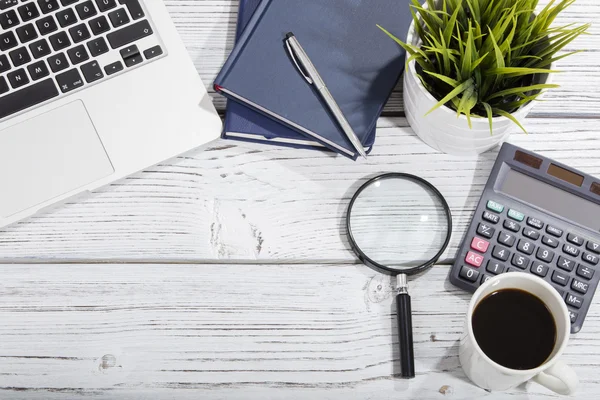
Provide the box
[532,361,578,395]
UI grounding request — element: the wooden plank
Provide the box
[167,0,600,117]
[1,117,599,263]
[1,263,598,399]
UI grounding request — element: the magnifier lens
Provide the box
[349,176,450,270]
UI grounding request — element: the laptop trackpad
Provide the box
[0,101,114,218]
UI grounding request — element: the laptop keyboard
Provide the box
[0,0,164,120]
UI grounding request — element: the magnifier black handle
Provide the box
[396,292,415,378]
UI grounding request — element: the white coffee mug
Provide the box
[459,272,578,394]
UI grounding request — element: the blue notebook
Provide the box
[215,0,412,159]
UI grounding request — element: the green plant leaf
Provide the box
[423,70,460,87]
[425,78,474,116]
[487,83,560,100]
[494,108,528,134]
[481,102,494,135]
[485,67,560,78]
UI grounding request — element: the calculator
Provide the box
[450,143,600,333]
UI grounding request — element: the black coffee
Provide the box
[472,289,556,370]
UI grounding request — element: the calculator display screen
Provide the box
[500,169,600,232]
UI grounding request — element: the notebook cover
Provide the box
[223,0,376,152]
[215,0,411,159]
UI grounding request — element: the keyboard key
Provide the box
[0,0,18,10]
[119,0,142,19]
[459,266,480,283]
[143,44,162,60]
[565,293,583,309]
[551,270,569,287]
[36,15,57,34]
[69,23,90,42]
[60,0,78,5]
[9,47,31,67]
[582,252,599,266]
[75,0,95,19]
[569,310,578,324]
[47,52,69,72]
[523,228,540,241]
[49,31,70,50]
[587,240,600,254]
[27,59,49,80]
[498,231,516,247]
[0,9,18,29]
[577,264,594,280]
[119,43,138,58]
[517,239,535,255]
[527,217,544,230]
[0,78,59,119]
[56,7,76,27]
[571,278,589,294]
[37,0,58,14]
[465,251,484,268]
[18,2,39,21]
[542,235,559,249]
[567,233,584,246]
[7,68,29,88]
[124,52,142,67]
[0,31,18,51]
[503,219,520,233]
[67,43,88,64]
[29,38,51,58]
[104,60,122,74]
[80,59,102,82]
[86,36,107,56]
[89,14,108,34]
[511,253,530,270]
[476,223,495,239]
[486,260,505,275]
[0,76,8,94]
[108,6,127,27]
[55,67,83,92]
[492,245,510,261]
[95,0,115,12]
[546,225,563,238]
[536,247,554,263]
[471,237,490,253]
[0,54,11,73]
[16,22,37,42]
[531,262,549,278]
[482,211,500,224]
[486,200,504,213]
[563,244,580,258]
[107,19,152,49]
[508,209,524,222]
[557,256,575,272]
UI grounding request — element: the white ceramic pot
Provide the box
[403,17,553,156]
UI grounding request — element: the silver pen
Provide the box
[284,32,367,159]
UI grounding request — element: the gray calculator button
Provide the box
[571,278,589,294]
[527,217,544,230]
[551,270,569,287]
[480,275,492,285]
[503,220,520,233]
[511,254,530,270]
[482,211,500,224]
[476,223,495,239]
[486,260,505,275]
[536,247,554,263]
[568,310,578,324]
[492,245,510,261]
[563,244,580,257]
[531,262,549,278]
[586,240,600,254]
[565,293,583,309]
[542,235,559,248]
[576,264,594,280]
[498,231,516,247]
[567,233,584,246]
[517,239,535,255]
[523,228,540,240]
[546,225,564,238]
[582,252,599,266]
[557,256,576,272]
[459,266,480,283]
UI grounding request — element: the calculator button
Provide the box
[482,211,500,224]
[523,228,540,240]
[542,235,559,248]
[546,225,563,238]
[471,237,490,253]
[571,278,589,294]
[568,311,578,324]
[586,240,600,254]
[517,239,535,255]
[527,217,544,230]
[498,231,516,247]
[582,252,599,266]
[563,244,580,258]
[536,247,554,263]
[567,233,584,246]
[486,260,505,275]
[486,200,504,214]
[557,256,576,272]
[551,270,569,286]
[531,262,549,278]
[565,293,583,309]
[492,245,510,262]
[577,264,594,280]
[511,254,530,270]
[476,223,495,239]
[503,220,520,233]
[465,251,484,268]
[459,266,480,283]
[480,275,493,285]
[508,209,525,222]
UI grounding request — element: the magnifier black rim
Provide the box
[346,173,453,276]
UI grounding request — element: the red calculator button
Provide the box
[471,237,490,253]
[466,251,484,267]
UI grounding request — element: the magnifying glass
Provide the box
[346,173,452,378]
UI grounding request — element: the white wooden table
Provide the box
[1,1,599,398]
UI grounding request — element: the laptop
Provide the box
[0,0,222,228]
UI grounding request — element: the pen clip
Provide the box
[285,38,313,85]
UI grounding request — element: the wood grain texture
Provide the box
[1,263,599,399]
[168,0,600,117]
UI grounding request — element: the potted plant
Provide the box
[378,0,589,156]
